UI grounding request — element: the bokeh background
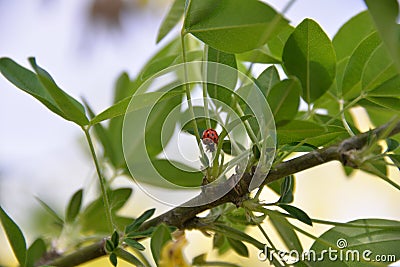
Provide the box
[1,0,399,266]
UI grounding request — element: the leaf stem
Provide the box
[180,33,208,167]
[83,127,114,232]
[325,95,363,126]
[203,45,212,130]
[339,99,355,136]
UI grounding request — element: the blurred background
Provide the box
[1,0,399,266]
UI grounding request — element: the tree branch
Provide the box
[141,120,400,229]
[44,120,400,267]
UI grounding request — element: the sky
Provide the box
[2,0,399,265]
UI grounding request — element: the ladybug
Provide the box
[202,128,218,152]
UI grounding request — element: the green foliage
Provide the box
[65,189,83,223]
[0,57,88,125]
[184,0,288,53]
[150,224,172,265]
[206,46,237,106]
[365,0,400,71]
[156,0,185,43]
[306,219,400,266]
[277,175,294,204]
[283,19,336,104]
[125,208,155,234]
[256,65,280,97]
[278,204,313,226]
[267,78,301,124]
[1,1,400,266]
[26,238,46,267]
[80,188,134,233]
[0,207,27,266]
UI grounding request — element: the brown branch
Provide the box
[141,120,400,229]
[40,240,106,267]
[44,120,400,267]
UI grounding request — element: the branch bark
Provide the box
[44,120,400,267]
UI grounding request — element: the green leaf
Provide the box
[81,188,133,233]
[333,11,375,63]
[267,78,301,123]
[140,55,178,81]
[256,65,280,97]
[307,218,400,266]
[126,227,157,239]
[65,189,83,223]
[124,238,145,251]
[125,208,156,234]
[238,24,294,63]
[213,233,225,250]
[277,120,325,145]
[206,46,237,105]
[365,0,400,72]
[389,154,400,170]
[283,19,336,103]
[333,11,375,97]
[35,197,64,227]
[192,253,207,264]
[386,138,399,152]
[28,58,89,126]
[146,92,183,158]
[360,97,400,113]
[0,57,87,125]
[237,46,280,64]
[150,223,172,265]
[0,57,60,114]
[368,75,400,97]
[114,248,145,267]
[109,252,118,266]
[0,206,27,266]
[154,159,204,187]
[156,0,185,43]
[26,238,46,267]
[182,113,218,136]
[90,89,184,125]
[303,125,349,147]
[278,204,312,226]
[279,142,318,153]
[184,0,288,53]
[278,175,294,204]
[269,212,303,252]
[113,72,134,103]
[111,230,120,248]
[341,32,381,99]
[192,253,242,267]
[226,238,249,257]
[218,114,254,142]
[106,239,115,253]
[361,43,397,92]
[221,140,232,155]
[225,208,265,226]
[213,223,264,249]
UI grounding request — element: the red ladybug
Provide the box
[202,128,218,152]
[202,128,219,144]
